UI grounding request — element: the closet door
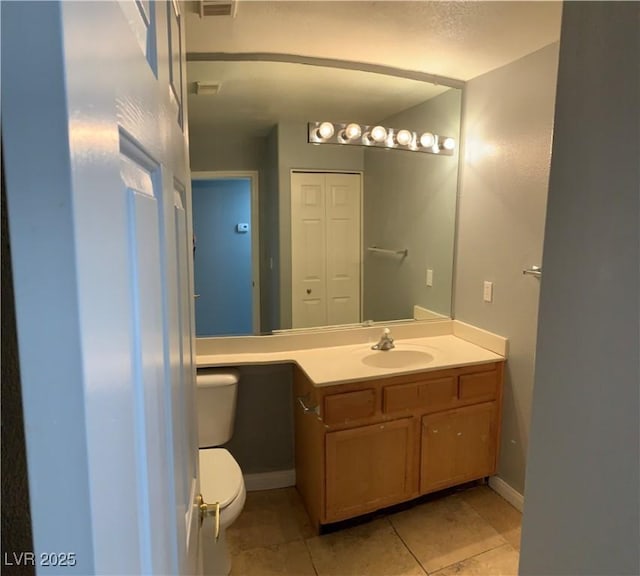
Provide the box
[291,172,328,328]
[326,173,362,325]
[291,172,361,329]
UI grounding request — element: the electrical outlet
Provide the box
[483,281,493,303]
[426,268,433,287]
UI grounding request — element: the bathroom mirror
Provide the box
[187,58,461,336]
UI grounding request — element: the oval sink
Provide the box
[362,349,434,369]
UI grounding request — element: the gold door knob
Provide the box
[197,494,220,541]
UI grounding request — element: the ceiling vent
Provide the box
[200,1,238,17]
[195,81,222,96]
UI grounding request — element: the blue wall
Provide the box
[192,179,252,336]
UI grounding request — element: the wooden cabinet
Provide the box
[294,361,504,532]
[420,402,496,493]
[326,418,414,521]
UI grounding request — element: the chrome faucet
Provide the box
[371,328,395,351]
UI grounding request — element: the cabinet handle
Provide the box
[457,432,463,436]
[297,396,320,416]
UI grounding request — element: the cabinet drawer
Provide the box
[383,382,419,413]
[459,370,498,402]
[420,377,458,411]
[324,389,376,425]
[383,377,457,413]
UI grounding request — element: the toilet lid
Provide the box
[199,448,243,508]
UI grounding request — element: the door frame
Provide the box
[191,171,261,335]
[289,169,364,328]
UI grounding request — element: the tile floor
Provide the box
[227,484,522,576]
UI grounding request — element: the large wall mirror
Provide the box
[187,57,462,336]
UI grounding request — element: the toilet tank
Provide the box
[196,369,239,448]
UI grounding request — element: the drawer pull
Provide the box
[297,395,320,416]
[457,432,463,436]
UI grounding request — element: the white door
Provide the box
[2,2,199,574]
[325,173,362,325]
[291,172,361,328]
[291,172,328,328]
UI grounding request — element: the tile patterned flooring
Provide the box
[227,484,522,575]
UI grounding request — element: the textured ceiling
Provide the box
[184,1,562,137]
[187,60,452,134]
[185,1,562,81]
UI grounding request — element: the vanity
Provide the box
[196,320,506,533]
[294,359,503,530]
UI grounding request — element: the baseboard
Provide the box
[244,469,296,492]
[488,476,524,512]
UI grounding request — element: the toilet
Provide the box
[197,369,246,576]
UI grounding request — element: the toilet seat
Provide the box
[199,448,243,509]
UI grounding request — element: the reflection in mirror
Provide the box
[187,59,461,336]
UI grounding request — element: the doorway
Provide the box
[191,171,260,336]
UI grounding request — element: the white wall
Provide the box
[454,43,560,495]
[520,3,639,574]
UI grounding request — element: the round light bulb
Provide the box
[370,125,387,143]
[344,123,362,140]
[396,129,412,146]
[317,122,334,139]
[420,132,435,148]
[431,143,440,154]
[443,137,455,150]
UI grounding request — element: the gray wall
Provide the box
[520,3,639,575]
[222,364,294,474]
[259,126,280,333]
[189,125,266,172]
[454,43,560,495]
[277,122,364,328]
[364,89,461,321]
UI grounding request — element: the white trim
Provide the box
[191,170,261,335]
[243,469,296,492]
[413,305,449,320]
[452,320,508,357]
[488,476,524,512]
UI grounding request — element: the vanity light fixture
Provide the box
[363,125,388,144]
[395,129,413,147]
[342,123,362,141]
[419,132,435,148]
[315,121,335,140]
[431,135,441,154]
[308,121,455,156]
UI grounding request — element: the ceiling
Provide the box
[184,1,562,137]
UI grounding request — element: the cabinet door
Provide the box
[420,402,496,494]
[325,418,414,522]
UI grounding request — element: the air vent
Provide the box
[200,1,238,17]
[195,81,222,96]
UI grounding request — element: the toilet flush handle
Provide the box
[197,494,221,542]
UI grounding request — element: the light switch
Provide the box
[483,281,493,303]
[426,268,433,287]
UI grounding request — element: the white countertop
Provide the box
[196,321,506,387]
